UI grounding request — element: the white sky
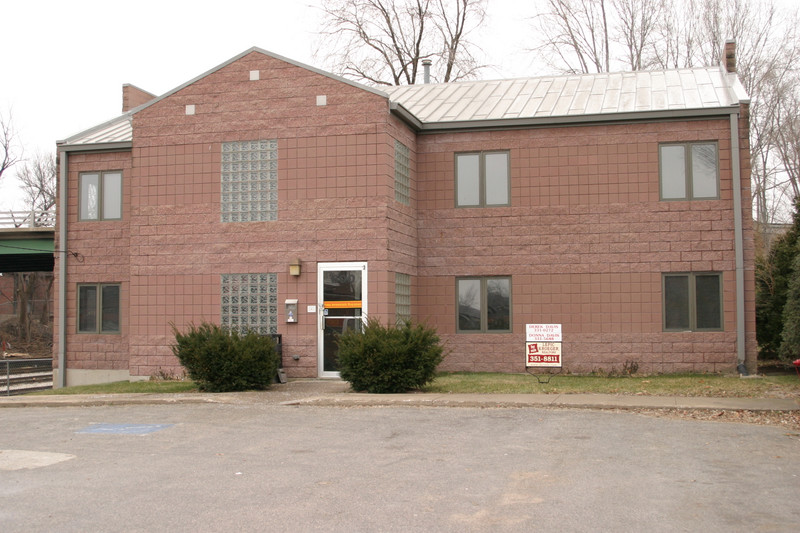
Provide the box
[0,0,539,210]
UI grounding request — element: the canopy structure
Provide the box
[0,233,55,272]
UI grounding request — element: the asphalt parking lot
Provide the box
[2,402,799,532]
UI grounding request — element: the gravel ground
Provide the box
[628,407,800,432]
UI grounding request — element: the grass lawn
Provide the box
[424,372,800,398]
[32,380,198,395]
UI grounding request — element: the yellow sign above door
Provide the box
[324,300,363,309]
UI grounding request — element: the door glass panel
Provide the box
[322,269,363,374]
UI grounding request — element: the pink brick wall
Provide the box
[57,50,755,379]
[92,51,410,378]
[414,118,756,373]
[54,150,132,372]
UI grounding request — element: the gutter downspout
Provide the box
[730,111,747,374]
[57,148,67,388]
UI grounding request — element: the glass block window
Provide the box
[220,273,278,335]
[221,140,278,222]
[395,140,410,205]
[395,272,411,323]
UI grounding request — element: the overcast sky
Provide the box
[0,0,538,210]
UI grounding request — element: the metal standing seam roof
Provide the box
[384,66,749,125]
[59,114,132,147]
[59,53,749,147]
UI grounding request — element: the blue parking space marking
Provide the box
[77,424,173,435]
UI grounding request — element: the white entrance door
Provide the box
[317,262,367,378]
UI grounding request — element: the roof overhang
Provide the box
[390,105,742,133]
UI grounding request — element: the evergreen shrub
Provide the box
[337,318,444,393]
[779,252,800,361]
[171,322,279,392]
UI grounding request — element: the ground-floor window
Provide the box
[456,276,511,333]
[77,283,120,333]
[663,272,723,331]
[221,273,278,335]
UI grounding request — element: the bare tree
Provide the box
[17,152,57,215]
[11,153,57,341]
[533,0,612,74]
[317,0,486,85]
[532,0,800,225]
[647,0,702,68]
[613,0,664,70]
[0,111,22,183]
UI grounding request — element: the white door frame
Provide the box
[317,262,368,378]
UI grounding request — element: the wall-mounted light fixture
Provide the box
[289,258,302,277]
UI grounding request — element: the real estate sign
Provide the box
[526,324,562,342]
[525,324,562,368]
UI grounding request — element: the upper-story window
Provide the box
[79,171,122,220]
[221,140,278,222]
[456,151,510,207]
[659,142,718,200]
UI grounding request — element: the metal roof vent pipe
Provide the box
[422,59,432,84]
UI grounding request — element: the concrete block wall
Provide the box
[414,118,756,373]
[56,49,755,380]
[55,150,132,376]
[120,52,408,378]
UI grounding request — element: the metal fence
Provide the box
[0,210,55,229]
[1,358,53,395]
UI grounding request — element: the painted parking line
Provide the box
[0,450,76,471]
[76,423,173,435]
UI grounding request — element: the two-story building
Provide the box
[54,43,754,386]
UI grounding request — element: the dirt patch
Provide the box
[0,317,52,359]
[627,407,800,432]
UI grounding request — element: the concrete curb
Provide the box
[281,393,800,411]
[2,390,798,411]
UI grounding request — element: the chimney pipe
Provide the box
[724,40,736,73]
[422,59,432,84]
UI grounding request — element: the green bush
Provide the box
[779,252,800,361]
[757,199,800,358]
[171,323,279,392]
[337,318,444,393]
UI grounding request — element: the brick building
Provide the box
[54,44,754,386]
